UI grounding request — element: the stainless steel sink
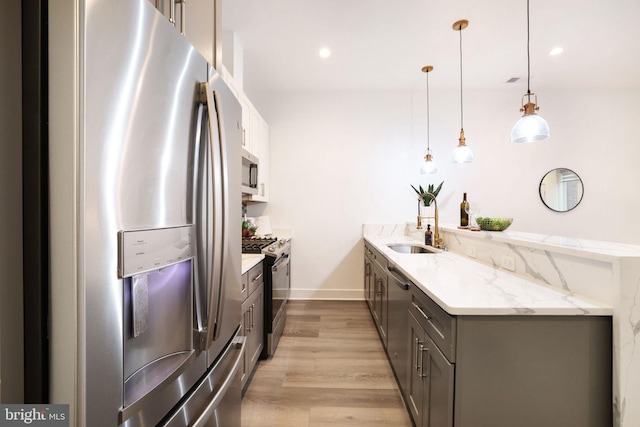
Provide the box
[387,244,440,254]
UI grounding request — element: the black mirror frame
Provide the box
[539,168,584,213]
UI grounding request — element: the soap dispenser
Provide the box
[425,224,433,246]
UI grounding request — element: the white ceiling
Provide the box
[222,0,640,93]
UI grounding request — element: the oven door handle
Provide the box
[272,254,290,272]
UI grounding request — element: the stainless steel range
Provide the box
[242,237,291,358]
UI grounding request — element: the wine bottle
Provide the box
[460,193,469,227]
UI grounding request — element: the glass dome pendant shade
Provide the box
[451,130,474,163]
[511,93,550,143]
[423,151,438,174]
[511,0,550,144]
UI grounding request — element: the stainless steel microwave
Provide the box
[241,149,259,195]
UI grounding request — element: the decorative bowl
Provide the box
[475,217,513,231]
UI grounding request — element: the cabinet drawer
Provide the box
[247,262,264,296]
[410,287,456,362]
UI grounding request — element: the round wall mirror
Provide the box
[539,168,584,212]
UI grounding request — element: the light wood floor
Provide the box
[241,300,413,427]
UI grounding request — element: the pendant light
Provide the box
[421,65,438,174]
[451,20,474,163]
[511,0,550,143]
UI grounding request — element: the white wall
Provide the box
[250,91,424,298]
[0,0,24,403]
[249,86,639,299]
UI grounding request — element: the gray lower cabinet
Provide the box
[365,242,388,348]
[364,243,613,427]
[408,284,612,427]
[240,263,264,393]
[364,247,374,310]
[372,261,388,348]
[408,298,455,427]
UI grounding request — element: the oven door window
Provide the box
[271,255,290,320]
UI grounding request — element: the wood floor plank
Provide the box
[309,406,413,427]
[242,300,413,427]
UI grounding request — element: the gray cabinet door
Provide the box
[247,284,264,369]
[373,263,388,347]
[422,334,454,427]
[240,301,249,387]
[408,311,454,427]
[364,256,373,309]
[380,275,388,346]
[407,312,426,425]
[241,282,264,391]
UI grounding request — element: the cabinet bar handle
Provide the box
[420,346,429,378]
[251,273,263,284]
[411,302,430,321]
[178,0,186,35]
[414,338,421,372]
[417,343,424,376]
[250,304,255,330]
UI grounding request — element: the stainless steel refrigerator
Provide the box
[26,0,243,425]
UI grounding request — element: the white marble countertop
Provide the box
[439,223,640,262]
[364,232,612,316]
[242,254,264,275]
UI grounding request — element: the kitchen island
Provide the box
[363,223,615,427]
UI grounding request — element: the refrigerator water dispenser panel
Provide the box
[118,225,195,278]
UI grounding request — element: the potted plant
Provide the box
[411,181,443,217]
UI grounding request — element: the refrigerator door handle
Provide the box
[196,82,227,350]
[212,88,229,344]
[192,103,207,348]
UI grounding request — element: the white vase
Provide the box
[420,204,435,218]
[420,205,436,230]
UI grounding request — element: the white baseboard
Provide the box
[289,288,365,300]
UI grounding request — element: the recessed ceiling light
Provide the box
[319,47,331,58]
[549,47,564,56]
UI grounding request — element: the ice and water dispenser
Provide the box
[118,225,203,422]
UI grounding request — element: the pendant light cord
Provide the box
[459,23,464,131]
[426,71,431,150]
[527,0,531,97]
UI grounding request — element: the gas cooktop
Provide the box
[241,237,277,254]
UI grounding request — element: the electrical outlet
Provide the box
[502,255,516,272]
[466,246,476,258]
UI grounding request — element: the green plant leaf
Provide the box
[411,181,444,207]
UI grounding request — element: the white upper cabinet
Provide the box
[219,29,270,203]
[240,93,254,154]
[220,64,270,203]
[251,112,270,202]
[240,94,269,202]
